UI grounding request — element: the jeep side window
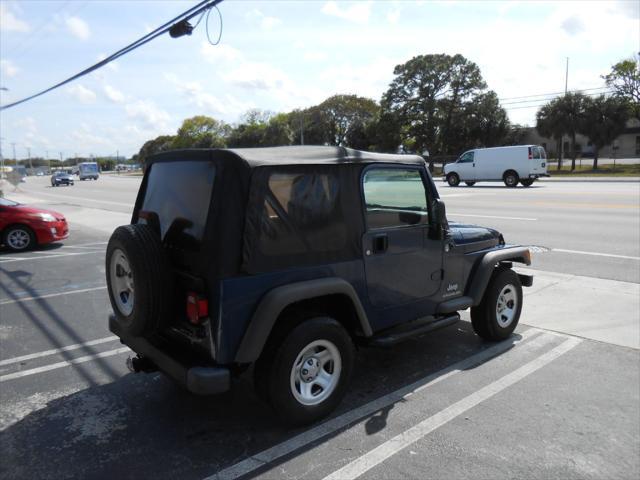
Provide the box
[363,168,429,229]
[458,152,474,163]
[258,171,347,256]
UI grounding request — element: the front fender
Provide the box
[436,246,531,314]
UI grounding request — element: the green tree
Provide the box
[137,135,176,167]
[263,113,294,146]
[462,91,510,151]
[536,93,589,170]
[228,110,294,147]
[381,54,504,155]
[172,115,230,148]
[603,55,640,120]
[580,95,630,169]
[315,94,379,147]
[536,102,565,168]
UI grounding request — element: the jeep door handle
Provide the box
[373,234,388,254]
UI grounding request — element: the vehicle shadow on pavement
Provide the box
[0,323,515,479]
[0,266,121,385]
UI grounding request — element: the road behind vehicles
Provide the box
[444,145,548,187]
[0,197,68,251]
[105,146,533,426]
[78,162,100,181]
[51,171,74,186]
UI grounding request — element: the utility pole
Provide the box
[11,142,16,163]
[0,137,4,181]
[59,152,63,171]
[27,147,32,170]
[558,57,569,170]
[46,150,50,173]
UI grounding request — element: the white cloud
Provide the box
[0,4,30,32]
[65,16,90,40]
[303,51,329,62]
[165,74,228,114]
[225,62,292,91]
[561,16,585,35]
[261,16,282,30]
[1,60,19,78]
[245,9,282,30]
[67,84,97,104]
[70,124,111,149]
[321,1,371,24]
[200,43,243,63]
[104,85,125,103]
[125,100,170,129]
[387,9,401,25]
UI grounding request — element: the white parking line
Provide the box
[0,347,130,382]
[19,189,133,207]
[0,335,118,367]
[323,336,582,480]
[209,328,543,480]
[0,251,100,263]
[448,212,537,221]
[552,248,640,261]
[0,286,107,306]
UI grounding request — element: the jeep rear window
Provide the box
[141,161,215,250]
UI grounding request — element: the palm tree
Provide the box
[580,96,630,169]
[536,102,565,170]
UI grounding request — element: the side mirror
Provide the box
[430,198,448,239]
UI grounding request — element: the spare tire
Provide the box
[106,224,173,336]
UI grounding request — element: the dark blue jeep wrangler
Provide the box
[106,146,532,425]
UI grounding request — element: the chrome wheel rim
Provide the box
[7,229,30,250]
[496,284,518,327]
[109,248,134,316]
[290,339,341,406]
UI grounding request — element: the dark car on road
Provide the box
[0,197,69,251]
[51,171,74,186]
[106,146,533,425]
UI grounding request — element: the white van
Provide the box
[443,145,548,187]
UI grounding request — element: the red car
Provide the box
[0,198,69,252]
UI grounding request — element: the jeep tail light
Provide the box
[186,292,208,325]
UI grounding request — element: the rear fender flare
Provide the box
[234,278,371,363]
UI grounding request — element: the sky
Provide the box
[0,0,638,159]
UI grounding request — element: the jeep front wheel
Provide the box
[259,317,354,426]
[471,267,522,341]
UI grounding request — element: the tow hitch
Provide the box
[126,355,158,373]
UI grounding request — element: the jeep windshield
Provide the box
[140,160,216,251]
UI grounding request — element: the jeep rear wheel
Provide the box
[106,224,173,336]
[447,173,460,187]
[471,267,522,341]
[256,317,354,426]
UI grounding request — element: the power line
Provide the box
[0,0,224,111]
[502,90,616,110]
[501,89,615,106]
[498,86,609,102]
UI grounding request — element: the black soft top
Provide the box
[148,146,425,167]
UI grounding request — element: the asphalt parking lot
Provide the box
[1,174,639,479]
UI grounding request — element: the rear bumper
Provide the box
[109,314,230,395]
[529,173,550,178]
